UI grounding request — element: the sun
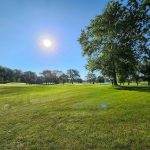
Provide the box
[42,39,52,48]
[38,35,58,54]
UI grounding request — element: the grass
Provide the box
[0,84,149,150]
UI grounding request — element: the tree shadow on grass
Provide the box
[114,86,150,92]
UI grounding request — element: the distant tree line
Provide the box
[79,0,150,86]
[0,65,148,85]
[85,71,148,85]
[0,66,82,84]
[86,72,108,84]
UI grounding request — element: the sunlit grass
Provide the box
[0,84,149,149]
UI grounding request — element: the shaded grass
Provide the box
[0,84,149,150]
[115,85,150,92]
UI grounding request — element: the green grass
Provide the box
[0,84,149,150]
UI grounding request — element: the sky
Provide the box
[0,0,109,78]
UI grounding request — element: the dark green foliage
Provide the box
[78,0,150,85]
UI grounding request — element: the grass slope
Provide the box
[0,84,149,150]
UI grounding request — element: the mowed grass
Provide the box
[0,84,149,150]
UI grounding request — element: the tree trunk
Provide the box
[112,56,117,86]
[148,80,150,86]
[113,73,118,86]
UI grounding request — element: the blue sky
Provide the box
[0,0,109,78]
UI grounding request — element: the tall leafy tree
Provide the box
[79,0,150,85]
[79,1,127,85]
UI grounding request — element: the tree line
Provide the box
[0,65,148,85]
[0,66,82,84]
[79,0,150,86]
[0,65,111,85]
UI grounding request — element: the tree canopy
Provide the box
[79,0,150,85]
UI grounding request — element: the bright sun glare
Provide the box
[42,39,52,48]
[38,35,57,54]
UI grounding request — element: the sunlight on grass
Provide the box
[0,84,149,149]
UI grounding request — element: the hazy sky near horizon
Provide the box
[0,0,109,78]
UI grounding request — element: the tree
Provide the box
[41,70,60,84]
[140,61,150,86]
[13,69,23,82]
[125,0,150,61]
[41,70,53,84]
[0,66,23,83]
[0,66,5,83]
[67,69,80,84]
[59,74,68,84]
[53,70,64,84]
[76,77,83,83]
[0,66,14,83]
[86,72,96,84]
[36,76,45,84]
[79,1,126,85]
[118,74,126,85]
[23,71,37,84]
[97,76,105,83]
[78,0,150,86]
